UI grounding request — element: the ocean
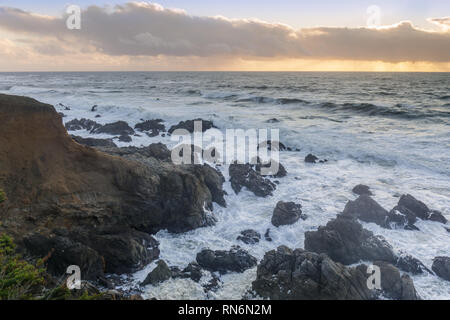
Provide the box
[1,71,449,299]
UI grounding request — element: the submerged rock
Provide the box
[396,254,431,275]
[237,230,261,245]
[229,163,276,197]
[304,214,396,265]
[432,256,450,281]
[271,201,306,227]
[196,246,257,274]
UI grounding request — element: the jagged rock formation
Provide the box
[0,94,226,280]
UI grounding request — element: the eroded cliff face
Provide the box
[0,94,225,279]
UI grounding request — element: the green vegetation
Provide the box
[0,234,105,300]
[0,234,45,300]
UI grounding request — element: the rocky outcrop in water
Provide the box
[352,184,373,196]
[196,246,257,274]
[135,119,165,137]
[271,201,306,227]
[229,163,276,197]
[304,214,396,265]
[432,256,450,281]
[252,246,420,300]
[168,119,216,134]
[394,194,447,225]
[0,94,226,281]
[141,260,172,286]
[237,230,261,245]
[91,120,135,136]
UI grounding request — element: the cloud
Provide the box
[0,2,449,63]
[428,17,450,31]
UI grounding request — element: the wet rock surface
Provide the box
[304,214,396,265]
[196,246,257,274]
[91,120,135,136]
[432,256,450,281]
[141,260,172,286]
[229,163,276,197]
[237,230,261,245]
[352,184,373,196]
[168,119,216,134]
[271,201,306,227]
[135,119,166,137]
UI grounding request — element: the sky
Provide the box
[0,0,449,71]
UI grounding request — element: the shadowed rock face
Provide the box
[0,94,225,279]
[432,257,450,281]
[304,214,396,265]
[252,246,374,300]
[252,246,420,300]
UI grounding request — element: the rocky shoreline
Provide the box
[0,93,449,300]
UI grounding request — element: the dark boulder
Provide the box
[237,230,261,245]
[272,201,306,227]
[179,262,203,282]
[65,118,102,132]
[429,210,448,224]
[395,194,447,224]
[254,158,287,178]
[373,261,420,300]
[342,195,389,226]
[304,214,396,265]
[252,246,374,300]
[229,163,276,197]
[305,154,319,163]
[168,119,216,134]
[264,229,273,242]
[352,184,373,196]
[432,256,450,281]
[71,135,117,148]
[397,194,430,220]
[91,121,135,136]
[117,134,132,143]
[141,260,172,286]
[396,254,431,275]
[196,246,257,274]
[135,119,165,137]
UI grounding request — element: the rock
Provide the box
[445,227,450,233]
[91,121,135,136]
[352,184,373,196]
[254,158,287,178]
[396,255,431,275]
[271,201,306,227]
[432,256,450,281]
[395,194,447,224]
[429,210,448,224]
[65,118,102,132]
[22,234,104,280]
[168,119,216,134]
[342,195,389,226]
[396,194,430,220]
[264,229,273,242]
[237,230,261,245]
[100,143,172,161]
[305,154,319,163]
[229,163,276,197]
[0,94,227,280]
[141,260,172,286]
[304,214,396,265]
[196,246,257,274]
[91,105,98,112]
[266,118,280,123]
[252,246,374,300]
[179,262,203,282]
[385,209,418,230]
[117,134,132,143]
[258,140,287,151]
[134,119,165,137]
[373,261,420,300]
[71,135,118,148]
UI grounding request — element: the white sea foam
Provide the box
[1,72,449,300]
